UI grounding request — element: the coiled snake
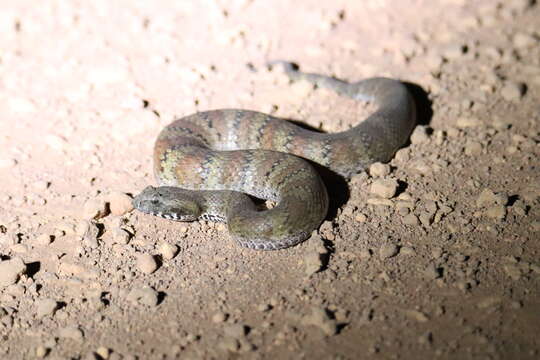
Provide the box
[133,62,416,250]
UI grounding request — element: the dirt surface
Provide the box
[1,0,539,359]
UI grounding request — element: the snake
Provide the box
[132,62,416,250]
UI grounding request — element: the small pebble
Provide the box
[96,346,110,359]
[431,247,443,259]
[369,162,391,177]
[404,310,430,322]
[402,213,419,225]
[36,298,58,318]
[442,44,466,60]
[32,180,50,191]
[426,53,443,71]
[394,148,410,163]
[304,252,323,276]
[106,192,134,216]
[501,81,526,101]
[512,32,537,48]
[158,242,178,260]
[10,244,28,254]
[218,337,240,352]
[0,158,18,169]
[35,346,48,358]
[476,296,502,309]
[82,197,108,220]
[400,246,416,256]
[111,228,130,245]
[127,287,159,307]
[367,198,393,206]
[0,257,26,287]
[418,332,433,344]
[465,141,482,156]
[485,205,506,219]
[379,244,399,260]
[212,311,228,323]
[46,135,67,150]
[58,326,84,341]
[302,307,338,336]
[370,179,399,199]
[355,213,367,222]
[224,324,246,339]
[359,249,372,259]
[136,253,158,274]
[75,220,91,236]
[456,117,480,128]
[35,233,53,246]
[476,189,508,207]
[424,264,441,279]
[257,303,271,312]
[83,221,100,248]
[419,211,434,226]
[410,126,430,144]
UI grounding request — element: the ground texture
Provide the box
[0,0,539,359]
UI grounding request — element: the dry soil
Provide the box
[0,0,539,359]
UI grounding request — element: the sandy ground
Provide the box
[0,0,539,359]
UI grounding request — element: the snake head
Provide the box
[132,186,202,221]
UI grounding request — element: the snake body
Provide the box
[133,63,416,250]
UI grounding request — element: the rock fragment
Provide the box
[127,287,159,307]
[95,347,110,359]
[158,242,178,260]
[82,197,108,220]
[111,228,130,245]
[465,141,482,156]
[106,192,134,216]
[136,253,158,274]
[58,326,84,341]
[456,117,480,128]
[224,324,246,339]
[476,189,508,219]
[302,307,338,336]
[404,310,430,322]
[369,162,391,177]
[0,158,18,169]
[36,298,59,318]
[0,257,26,287]
[35,346,49,358]
[442,43,466,60]
[304,252,324,276]
[512,32,537,48]
[485,205,506,219]
[82,221,100,248]
[212,311,228,323]
[402,213,419,225]
[370,179,399,199]
[35,233,53,246]
[410,126,430,144]
[304,232,328,276]
[476,189,508,207]
[379,243,399,260]
[501,81,526,101]
[424,264,441,279]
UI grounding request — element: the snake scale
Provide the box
[133,62,416,250]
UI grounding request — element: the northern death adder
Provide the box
[133,62,416,250]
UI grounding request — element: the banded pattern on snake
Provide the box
[133,62,416,250]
